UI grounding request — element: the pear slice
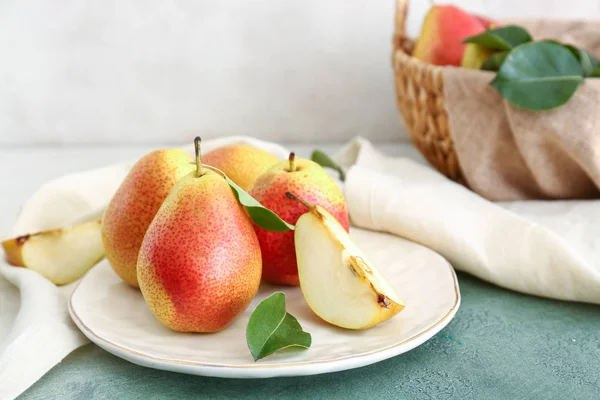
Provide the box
[288,192,405,330]
[2,220,104,285]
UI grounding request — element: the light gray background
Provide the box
[2,0,600,145]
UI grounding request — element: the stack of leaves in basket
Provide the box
[1,138,405,361]
[412,3,600,111]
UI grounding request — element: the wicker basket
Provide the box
[392,0,466,185]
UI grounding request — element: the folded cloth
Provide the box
[2,136,600,398]
[0,163,134,400]
[443,20,600,201]
[335,138,600,303]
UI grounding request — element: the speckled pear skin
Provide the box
[101,149,194,288]
[137,170,262,333]
[203,144,280,191]
[248,158,349,286]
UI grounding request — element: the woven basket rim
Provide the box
[392,0,467,185]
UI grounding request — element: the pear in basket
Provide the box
[413,4,494,66]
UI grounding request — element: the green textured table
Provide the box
[19,273,600,400]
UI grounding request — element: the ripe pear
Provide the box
[461,43,496,69]
[413,5,488,66]
[137,137,262,333]
[248,153,349,286]
[473,15,496,29]
[203,144,279,191]
[2,220,104,285]
[288,193,404,329]
[101,149,194,287]
[461,23,498,69]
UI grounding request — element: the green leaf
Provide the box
[480,51,509,71]
[464,25,532,51]
[202,164,295,232]
[590,65,600,78]
[490,41,584,111]
[224,175,295,232]
[563,44,599,77]
[246,292,312,361]
[311,150,345,181]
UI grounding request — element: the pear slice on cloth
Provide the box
[2,220,104,285]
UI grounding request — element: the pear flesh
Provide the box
[1,220,105,285]
[295,206,404,330]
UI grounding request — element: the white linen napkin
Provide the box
[336,138,600,303]
[2,136,600,398]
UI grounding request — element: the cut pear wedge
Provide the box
[288,192,405,330]
[2,220,105,285]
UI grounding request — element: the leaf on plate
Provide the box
[311,150,345,181]
[480,51,509,71]
[246,292,312,361]
[490,41,584,111]
[204,165,295,232]
[463,25,532,51]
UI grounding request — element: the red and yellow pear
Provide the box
[203,144,280,191]
[137,137,262,333]
[413,4,488,66]
[101,149,194,287]
[248,153,349,286]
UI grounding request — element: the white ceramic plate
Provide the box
[69,228,460,378]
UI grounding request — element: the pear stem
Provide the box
[285,192,315,212]
[288,152,296,172]
[194,136,204,177]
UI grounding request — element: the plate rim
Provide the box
[69,259,460,377]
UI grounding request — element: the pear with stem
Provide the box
[137,137,262,332]
[248,153,349,285]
